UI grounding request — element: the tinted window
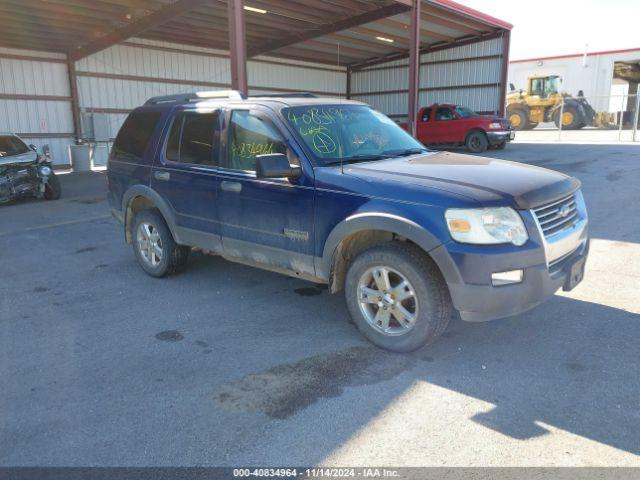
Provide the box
[435,107,453,121]
[0,135,30,157]
[112,111,161,161]
[227,111,286,171]
[165,111,218,166]
[421,108,430,122]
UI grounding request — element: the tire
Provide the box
[507,108,530,131]
[344,242,451,352]
[43,172,61,200]
[132,208,189,277]
[465,130,488,153]
[554,104,582,130]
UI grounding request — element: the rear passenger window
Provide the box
[165,111,219,166]
[112,111,161,161]
[227,111,286,172]
[421,109,430,121]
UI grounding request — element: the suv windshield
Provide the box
[282,105,426,164]
[455,106,479,118]
[0,135,30,157]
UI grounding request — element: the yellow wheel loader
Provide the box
[506,75,597,130]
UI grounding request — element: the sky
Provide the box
[455,0,639,60]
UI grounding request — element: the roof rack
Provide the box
[144,90,246,105]
[248,92,319,98]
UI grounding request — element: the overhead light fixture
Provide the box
[244,5,267,14]
[376,36,394,43]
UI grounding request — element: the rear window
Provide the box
[112,111,161,161]
[0,135,30,157]
[165,111,219,166]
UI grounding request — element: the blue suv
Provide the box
[107,91,589,352]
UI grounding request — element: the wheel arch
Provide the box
[122,185,177,244]
[319,213,443,293]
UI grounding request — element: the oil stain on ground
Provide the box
[213,346,418,419]
[155,330,184,342]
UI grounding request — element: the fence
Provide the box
[510,88,640,142]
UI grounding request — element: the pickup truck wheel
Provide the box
[132,209,189,277]
[345,243,451,352]
[465,131,488,153]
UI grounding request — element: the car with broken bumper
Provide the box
[107,91,589,352]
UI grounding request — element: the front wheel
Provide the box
[465,131,488,153]
[345,243,451,352]
[43,172,61,200]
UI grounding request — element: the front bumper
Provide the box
[486,130,515,145]
[430,202,588,322]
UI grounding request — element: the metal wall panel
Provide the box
[76,38,347,140]
[0,48,73,164]
[352,37,505,118]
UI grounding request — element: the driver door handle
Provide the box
[154,170,170,181]
[221,180,242,193]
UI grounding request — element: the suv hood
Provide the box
[0,150,37,167]
[345,151,580,209]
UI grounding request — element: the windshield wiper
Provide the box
[382,147,428,157]
[327,153,390,165]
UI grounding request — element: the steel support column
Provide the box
[227,0,248,95]
[498,29,511,115]
[407,0,421,137]
[346,66,352,99]
[67,60,82,143]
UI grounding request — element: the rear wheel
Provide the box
[465,131,488,153]
[508,108,530,131]
[344,243,451,352]
[43,172,61,200]
[132,209,189,277]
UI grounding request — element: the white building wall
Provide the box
[508,49,640,113]
[351,37,506,122]
[0,47,74,165]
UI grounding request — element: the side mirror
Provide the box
[29,144,37,152]
[256,153,301,179]
[509,83,515,91]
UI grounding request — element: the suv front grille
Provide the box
[533,193,579,237]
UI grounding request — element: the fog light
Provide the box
[491,269,523,286]
[38,165,52,176]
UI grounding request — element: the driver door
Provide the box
[217,107,316,278]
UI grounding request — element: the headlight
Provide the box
[445,207,528,246]
[489,122,502,129]
[38,165,52,176]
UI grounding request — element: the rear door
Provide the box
[151,108,222,252]
[216,107,316,278]
[416,108,433,143]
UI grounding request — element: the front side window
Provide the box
[455,106,479,118]
[113,111,161,161]
[227,111,286,172]
[435,107,453,121]
[165,111,218,166]
[0,135,30,157]
[282,105,425,164]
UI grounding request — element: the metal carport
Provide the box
[0,0,512,165]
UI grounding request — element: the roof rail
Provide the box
[248,92,319,98]
[144,90,246,105]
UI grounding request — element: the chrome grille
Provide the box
[533,193,579,237]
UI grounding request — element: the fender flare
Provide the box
[121,185,179,243]
[318,212,443,280]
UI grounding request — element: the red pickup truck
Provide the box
[404,104,514,153]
